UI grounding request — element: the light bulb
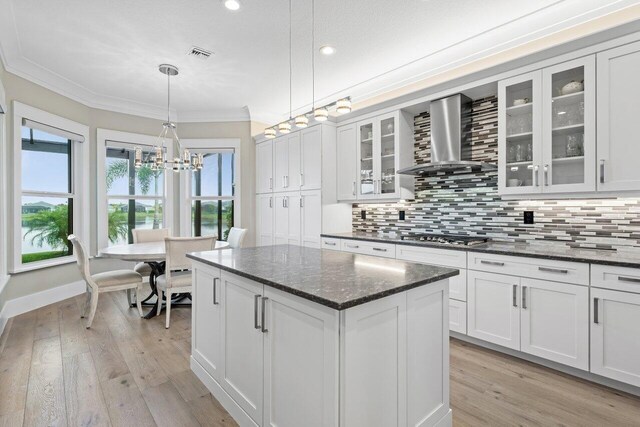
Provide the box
[336,98,352,114]
[264,128,277,139]
[295,115,309,128]
[278,122,292,134]
[314,107,329,122]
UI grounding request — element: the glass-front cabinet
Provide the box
[498,56,595,195]
[356,111,413,200]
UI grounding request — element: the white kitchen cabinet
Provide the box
[256,194,274,246]
[336,124,358,201]
[448,299,467,335]
[256,140,273,194]
[286,193,302,246]
[273,136,288,192]
[520,278,589,370]
[498,56,596,196]
[597,40,640,192]
[467,270,520,350]
[300,126,322,191]
[273,193,288,245]
[263,286,339,427]
[192,268,222,379]
[356,111,413,201]
[301,190,322,248]
[591,287,640,387]
[220,273,264,426]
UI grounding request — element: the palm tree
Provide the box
[23,204,71,254]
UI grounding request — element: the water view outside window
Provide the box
[105,146,165,245]
[191,151,234,240]
[20,126,74,263]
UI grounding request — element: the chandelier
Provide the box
[135,64,203,172]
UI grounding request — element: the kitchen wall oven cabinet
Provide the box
[256,124,351,248]
[337,110,414,202]
[498,56,596,196]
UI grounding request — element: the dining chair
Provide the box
[68,235,144,328]
[131,228,170,279]
[227,227,248,248]
[156,235,217,328]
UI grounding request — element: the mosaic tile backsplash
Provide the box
[352,96,640,251]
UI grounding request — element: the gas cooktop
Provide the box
[400,234,488,246]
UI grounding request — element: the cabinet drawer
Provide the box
[449,300,467,335]
[321,237,341,251]
[468,252,588,285]
[340,239,396,258]
[396,245,466,268]
[591,264,640,294]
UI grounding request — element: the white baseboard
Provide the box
[0,280,86,338]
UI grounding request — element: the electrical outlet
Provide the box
[361,210,366,220]
[524,211,534,224]
[399,210,405,221]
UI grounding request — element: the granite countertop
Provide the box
[187,245,459,310]
[321,232,640,268]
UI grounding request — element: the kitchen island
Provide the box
[187,245,458,427]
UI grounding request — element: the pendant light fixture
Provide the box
[136,64,203,171]
[262,0,351,139]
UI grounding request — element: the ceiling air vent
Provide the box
[188,46,213,59]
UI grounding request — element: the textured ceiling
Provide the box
[0,0,637,122]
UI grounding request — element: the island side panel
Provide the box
[340,279,451,427]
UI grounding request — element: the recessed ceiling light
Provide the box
[224,0,240,11]
[319,45,335,55]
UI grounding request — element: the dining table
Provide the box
[99,240,230,318]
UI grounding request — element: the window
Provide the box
[180,139,241,241]
[97,129,173,250]
[12,102,89,272]
[0,85,6,284]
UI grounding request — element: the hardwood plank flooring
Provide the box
[1,292,639,426]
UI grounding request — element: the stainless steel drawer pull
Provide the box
[522,286,527,309]
[594,297,599,324]
[261,297,269,333]
[618,276,640,284]
[324,242,337,246]
[534,165,539,187]
[352,181,356,196]
[372,247,388,252]
[544,164,549,186]
[600,160,605,184]
[481,260,505,267]
[254,294,262,329]
[512,284,518,308]
[538,267,568,274]
[213,278,219,305]
[346,244,359,249]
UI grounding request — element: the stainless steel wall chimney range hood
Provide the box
[398,94,497,176]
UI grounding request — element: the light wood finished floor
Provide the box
[1,290,640,426]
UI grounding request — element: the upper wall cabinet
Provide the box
[597,40,640,192]
[498,56,596,196]
[256,140,274,194]
[338,110,414,202]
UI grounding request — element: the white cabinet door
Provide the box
[597,41,640,192]
[273,136,288,192]
[262,287,339,427]
[220,273,264,426]
[336,124,358,201]
[467,271,520,350]
[356,119,376,199]
[273,193,288,245]
[300,127,322,191]
[256,141,273,193]
[257,194,274,246]
[591,288,640,387]
[192,267,222,379]
[286,193,301,246]
[301,190,322,248]
[287,133,301,190]
[520,278,589,370]
[449,299,467,334]
[541,56,596,193]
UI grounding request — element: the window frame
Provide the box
[11,102,90,273]
[97,128,174,251]
[179,138,241,238]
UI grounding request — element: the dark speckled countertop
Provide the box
[187,245,458,310]
[321,232,640,268]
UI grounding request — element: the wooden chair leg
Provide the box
[81,291,91,318]
[165,290,172,329]
[135,285,143,317]
[85,292,99,329]
[126,289,132,306]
